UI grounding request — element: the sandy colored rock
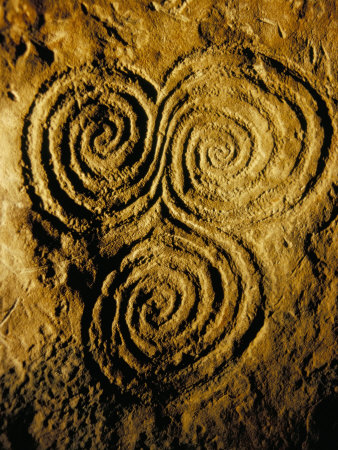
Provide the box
[0,0,337,448]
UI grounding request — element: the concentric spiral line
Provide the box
[160,47,334,231]
[89,226,263,392]
[22,63,162,232]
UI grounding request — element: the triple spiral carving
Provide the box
[22,47,334,393]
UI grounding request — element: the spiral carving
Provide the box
[22,64,160,231]
[21,47,334,394]
[160,48,332,230]
[89,229,262,391]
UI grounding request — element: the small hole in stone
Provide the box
[7,91,17,101]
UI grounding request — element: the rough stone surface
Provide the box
[0,0,337,448]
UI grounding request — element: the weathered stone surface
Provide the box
[0,1,336,448]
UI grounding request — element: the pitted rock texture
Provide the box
[0,0,337,449]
